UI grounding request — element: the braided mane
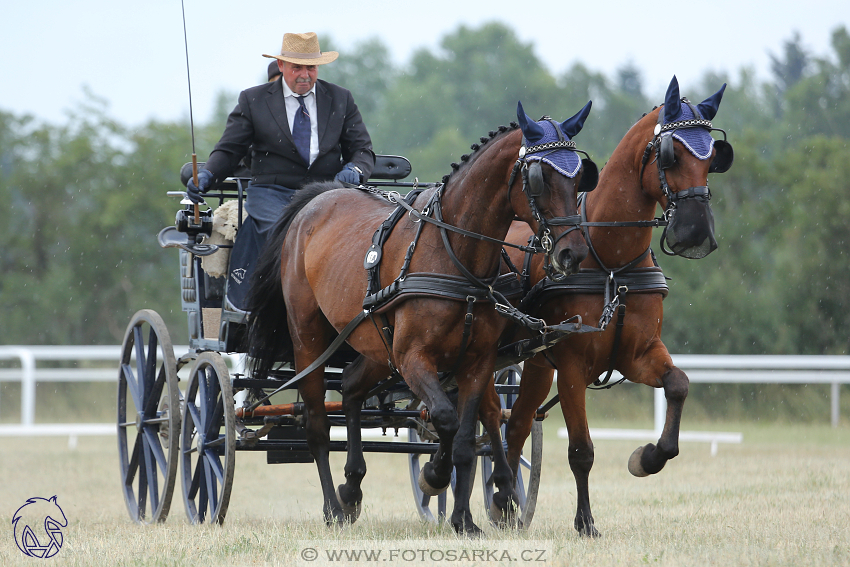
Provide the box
[440,121,519,185]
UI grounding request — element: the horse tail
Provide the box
[244,181,344,378]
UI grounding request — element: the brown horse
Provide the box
[496,76,734,536]
[244,102,596,535]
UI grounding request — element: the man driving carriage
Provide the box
[186,31,375,309]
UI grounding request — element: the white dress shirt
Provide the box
[282,81,319,166]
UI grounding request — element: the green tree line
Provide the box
[1,22,848,355]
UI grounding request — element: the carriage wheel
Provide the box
[408,405,480,523]
[408,423,450,523]
[180,352,236,525]
[480,366,543,528]
[117,309,181,524]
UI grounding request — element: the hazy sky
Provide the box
[2,0,847,128]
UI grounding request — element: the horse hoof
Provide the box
[578,524,602,538]
[488,499,521,530]
[628,445,650,477]
[418,467,450,496]
[324,510,348,528]
[335,487,362,523]
[575,516,601,537]
[452,519,484,538]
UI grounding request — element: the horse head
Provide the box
[641,76,734,259]
[513,101,594,277]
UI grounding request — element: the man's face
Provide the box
[279,61,318,95]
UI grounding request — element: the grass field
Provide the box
[0,421,848,566]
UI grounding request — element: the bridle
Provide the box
[638,100,731,256]
[507,117,596,281]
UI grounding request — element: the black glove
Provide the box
[186,169,213,204]
[334,163,363,185]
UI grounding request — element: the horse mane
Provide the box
[440,122,519,185]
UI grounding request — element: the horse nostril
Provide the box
[557,249,576,274]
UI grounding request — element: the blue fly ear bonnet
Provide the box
[517,100,598,194]
[659,77,733,174]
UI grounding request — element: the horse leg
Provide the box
[479,381,520,528]
[336,356,388,522]
[555,362,600,537]
[403,359,458,498]
[628,366,689,477]
[448,364,496,537]
[504,360,554,480]
[295,367,346,526]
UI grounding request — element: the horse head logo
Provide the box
[12,496,67,559]
[231,267,247,284]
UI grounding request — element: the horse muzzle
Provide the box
[662,193,718,259]
[547,230,588,278]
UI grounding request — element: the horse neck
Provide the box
[438,131,520,276]
[584,112,660,270]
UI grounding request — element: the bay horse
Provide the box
[244,101,597,535]
[496,76,734,536]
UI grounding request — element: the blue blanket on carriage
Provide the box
[226,216,261,312]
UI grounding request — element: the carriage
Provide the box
[115,153,594,528]
[117,83,731,536]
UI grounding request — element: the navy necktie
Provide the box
[292,95,311,165]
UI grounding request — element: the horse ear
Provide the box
[516,101,545,144]
[663,75,682,123]
[696,83,727,120]
[560,100,592,139]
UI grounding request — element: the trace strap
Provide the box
[243,310,369,412]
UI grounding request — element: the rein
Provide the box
[364,185,548,333]
[381,184,547,255]
[248,128,590,402]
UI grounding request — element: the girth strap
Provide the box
[519,267,668,315]
[364,272,523,312]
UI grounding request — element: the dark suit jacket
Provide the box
[204,78,374,188]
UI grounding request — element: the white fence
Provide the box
[0,345,238,439]
[1,347,847,446]
[554,354,850,455]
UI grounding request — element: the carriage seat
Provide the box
[178,154,412,188]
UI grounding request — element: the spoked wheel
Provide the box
[408,403,478,523]
[180,352,236,525]
[408,423,450,523]
[117,309,181,524]
[480,366,543,528]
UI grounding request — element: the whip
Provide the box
[180,0,200,224]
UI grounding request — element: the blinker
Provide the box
[709,139,734,173]
[527,161,545,197]
[659,133,675,170]
[578,158,598,192]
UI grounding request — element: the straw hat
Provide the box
[263,32,338,65]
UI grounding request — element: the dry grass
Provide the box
[0,422,848,566]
